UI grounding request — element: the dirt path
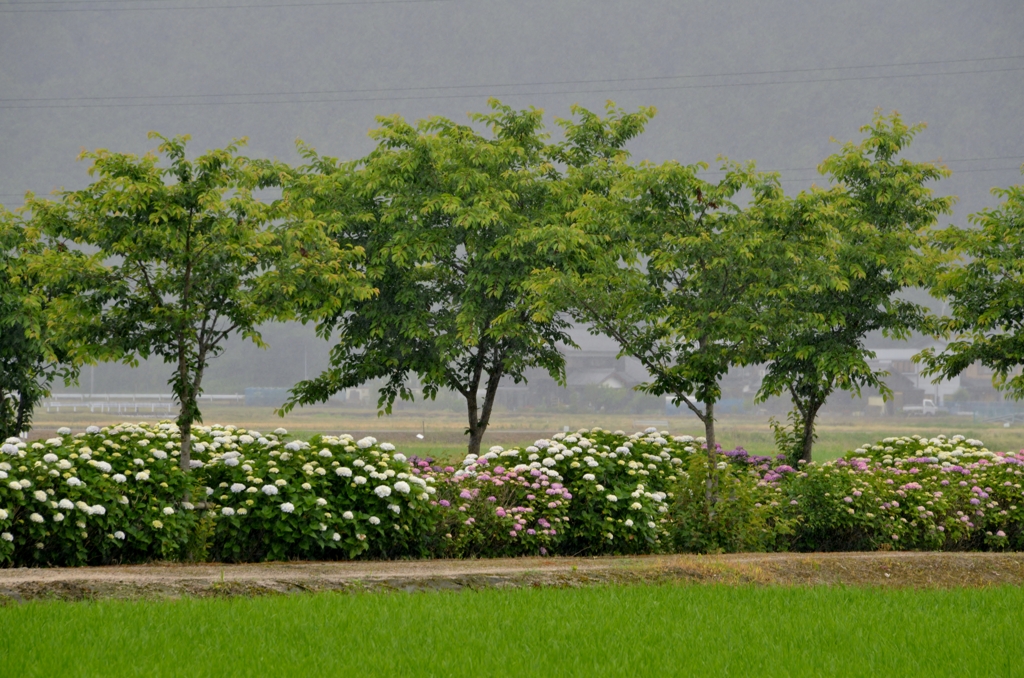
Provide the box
[2,551,1023,602]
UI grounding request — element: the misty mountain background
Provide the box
[2,0,1022,405]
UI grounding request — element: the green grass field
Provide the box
[1,584,1021,677]
[28,403,1024,464]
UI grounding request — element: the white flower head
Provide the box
[0,532,12,542]
[273,428,288,436]
[261,485,279,496]
[280,502,295,513]
[33,490,47,502]
[57,427,72,435]
[113,473,127,483]
[316,497,328,507]
[606,495,618,502]
[332,532,341,542]
[374,485,392,498]
[318,449,333,459]
[368,516,380,525]
[152,450,168,460]
[113,531,125,540]
[67,477,83,487]
[53,512,65,523]
[388,503,401,514]
[30,513,44,524]
[393,481,411,495]
[342,511,354,520]
[86,426,100,434]
[380,443,395,452]
[92,505,106,516]
[301,482,312,491]
[230,483,246,493]
[336,466,352,478]
[43,453,59,464]
[0,509,7,520]
[162,507,174,516]
[221,507,236,516]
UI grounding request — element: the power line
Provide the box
[2,66,1022,111]
[1,0,453,12]
[3,55,1022,105]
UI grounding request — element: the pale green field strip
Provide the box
[1,584,1021,677]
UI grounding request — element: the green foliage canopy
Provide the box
[917,171,1024,397]
[0,207,97,440]
[281,101,651,455]
[757,113,955,464]
[29,134,365,470]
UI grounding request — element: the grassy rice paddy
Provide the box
[1,584,1021,677]
[28,405,1024,464]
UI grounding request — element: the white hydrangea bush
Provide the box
[0,424,200,566]
[196,430,438,560]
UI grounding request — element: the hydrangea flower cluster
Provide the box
[3,424,1023,566]
[712,434,1024,552]
[0,423,199,566]
[428,427,680,556]
[199,430,437,561]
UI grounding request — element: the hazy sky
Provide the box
[3,0,1022,394]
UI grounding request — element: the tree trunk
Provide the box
[703,400,716,456]
[800,400,821,464]
[15,390,31,438]
[465,386,482,457]
[467,425,484,457]
[703,399,717,512]
[177,411,193,472]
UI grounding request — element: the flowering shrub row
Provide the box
[1,423,1022,566]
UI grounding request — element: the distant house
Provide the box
[565,369,637,390]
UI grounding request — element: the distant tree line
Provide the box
[2,101,1022,472]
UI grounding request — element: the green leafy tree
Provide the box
[757,113,954,464]
[281,101,651,455]
[533,157,813,509]
[0,208,98,440]
[916,171,1024,396]
[30,134,361,471]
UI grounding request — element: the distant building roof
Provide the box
[566,369,636,389]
